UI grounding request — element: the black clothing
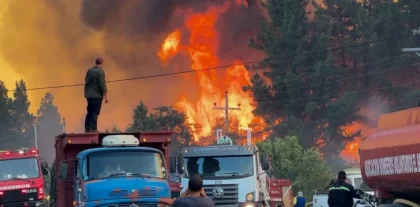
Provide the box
[328,180,360,207]
[84,98,103,132]
[84,66,107,99]
[171,197,215,207]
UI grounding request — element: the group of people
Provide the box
[293,170,366,207]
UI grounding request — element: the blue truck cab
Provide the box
[56,133,173,207]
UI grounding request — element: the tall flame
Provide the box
[158,3,261,141]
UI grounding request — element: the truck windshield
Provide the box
[183,156,253,178]
[354,178,373,191]
[0,158,40,181]
[84,150,165,180]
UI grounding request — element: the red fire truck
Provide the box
[0,148,48,207]
[268,178,293,207]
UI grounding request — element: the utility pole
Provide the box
[402,27,420,56]
[213,91,241,136]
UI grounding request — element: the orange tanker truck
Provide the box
[359,107,420,207]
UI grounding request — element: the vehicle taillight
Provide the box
[0,192,3,196]
[4,152,10,155]
[38,187,44,199]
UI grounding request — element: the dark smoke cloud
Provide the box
[0,0,267,135]
[80,0,266,67]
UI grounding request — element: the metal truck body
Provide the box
[55,132,174,207]
[360,107,420,205]
[268,178,292,207]
[0,148,47,207]
[179,137,271,207]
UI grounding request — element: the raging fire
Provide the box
[157,3,263,141]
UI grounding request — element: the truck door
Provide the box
[73,160,80,204]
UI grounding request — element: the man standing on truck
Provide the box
[328,171,361,207]
[84,57,108,133]
[171,175,215,207]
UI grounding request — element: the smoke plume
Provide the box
[0,0,266,132]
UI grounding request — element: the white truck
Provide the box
[312,168,373,207]
[178,136,272,207]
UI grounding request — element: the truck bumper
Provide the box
[215,203,264,207]
[79,198,171,207]
[2,201,43,207]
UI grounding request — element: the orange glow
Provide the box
[340,122,377,164]
[157,30,181,64]
[158,3,266,141]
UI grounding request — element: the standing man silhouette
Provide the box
[84,57,108,133]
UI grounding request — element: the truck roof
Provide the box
[76,146,164,159]
[181,145,256,157]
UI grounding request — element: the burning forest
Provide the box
[1,0,420,169]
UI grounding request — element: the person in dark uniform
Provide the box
[328,171,361,207]
[84,57,108,132]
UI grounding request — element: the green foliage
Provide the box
[126,101,198,154]
[258,136,331,199]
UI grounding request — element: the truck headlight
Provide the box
[246,192,254,201]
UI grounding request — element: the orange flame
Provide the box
[340,122,377,164]
[157,30,181,65]
[158,3,264,141]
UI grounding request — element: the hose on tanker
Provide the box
[393,199,420,207]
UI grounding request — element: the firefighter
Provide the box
[328,171,361,207]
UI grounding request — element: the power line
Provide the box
[253,60,416,98]
[274,54,408,84]
[255,80,420,104]
[5,34,410,92]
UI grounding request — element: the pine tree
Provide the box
[0,81,13,149]
[9,80,34,149]
[36,93,62,165]
[247,0,360,170]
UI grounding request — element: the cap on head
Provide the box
[95,57,103,65]
[338,171,347,181]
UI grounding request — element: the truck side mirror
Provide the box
[170,157,177,173]
[41,161,50,176]
[178,157,184,174]
[261,154,270,171]
[59,162,68,181]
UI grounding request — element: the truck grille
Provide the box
[108,189,158,198]
[106,203,158,207]
[0,188,39,204]
[203,184,238,205]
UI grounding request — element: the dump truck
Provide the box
[268,178,293,207]
[178,136,272,207]
[0,148,49,207]
[54,132,174,207]
[359,107,420,207]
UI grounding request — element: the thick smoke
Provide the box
[0,0,266,133]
